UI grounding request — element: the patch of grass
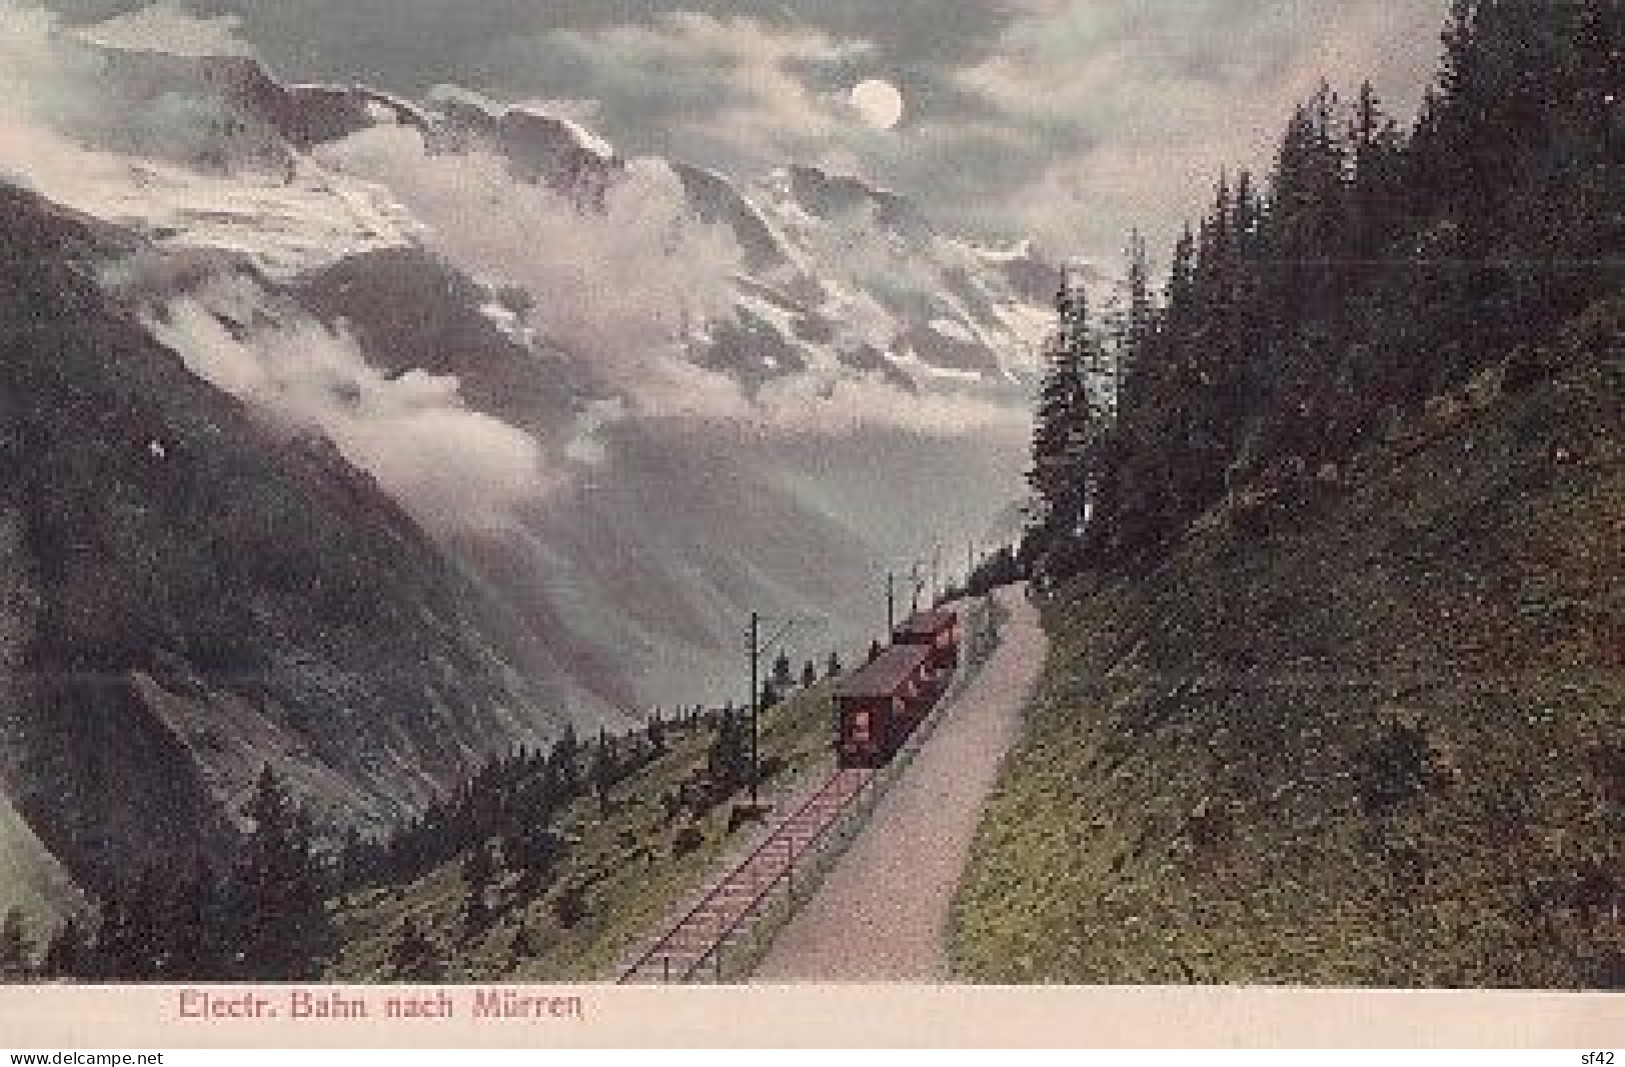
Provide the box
[951,330,1624,988]
[327,683,840,982]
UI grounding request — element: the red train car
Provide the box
[834,643,934,769]
[835,607,963,769]
[893,607,961,672]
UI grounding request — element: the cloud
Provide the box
[474,13,876,168]
[317,122,748,390]
[40,0,1032,88]
[562,397,626,467]
[0,4,182,199]
[134,271,548,536]
[0,0,258,173]
[316,119,1029,441]
[76,0,253,58]
[0,4,544,536]
[33,0,1448,262]
[756,372,1029,438]
[945,0,1450,254]
[4,0,1448,451]
[451,0,1448,259]
[0,1,108,140]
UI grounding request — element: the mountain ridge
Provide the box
[1,32,1045,914]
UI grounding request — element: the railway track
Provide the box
[618,766,874,984]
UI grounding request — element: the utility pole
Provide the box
[886,557,932,637]
[744,611,819,811]
[748,612,760,809]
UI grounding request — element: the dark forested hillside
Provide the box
[1024,0,1619,579]
[956,0,1623,988]
[0,186,572,906]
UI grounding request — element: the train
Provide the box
[834,607,962,769]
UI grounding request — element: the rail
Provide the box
[617,766,874,983]
[615,593,1001,984]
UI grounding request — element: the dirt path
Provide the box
[751,583,1046,982]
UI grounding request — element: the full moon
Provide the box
[850,79,905,130]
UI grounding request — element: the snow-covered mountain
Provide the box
[0,29,1053,907]
[20,46,1055,393]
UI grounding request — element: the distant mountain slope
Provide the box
[0,186,576,898]
[953,300,1624,987]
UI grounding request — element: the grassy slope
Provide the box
[327,682,837,982]
[953,303,1623,988]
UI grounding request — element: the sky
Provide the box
[37,0,1451,265]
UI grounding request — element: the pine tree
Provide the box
[508,920,535,965]
[708,709,753,792]
[40,918,86,980]
[1028,268,1115,577]
[90,871,163,981]
[504,824,562,899]
[591,731,614,818]
[549,726,581,798]
[0,908,34,981]
[1120,229,1156,404]
[461,842,495,938]
[389,917,442,982]
[771,651,794,691]
[825,650,843,678]
[552,882,588,930]
[236,765,330,980]
[646,710,668,755]
[165,856,226,980]
[1347,82,1405,250]
[1028,282,1087,540]
[86,887,130,981]
[337,826,370,898]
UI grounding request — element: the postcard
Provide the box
[0,0,1618,1051]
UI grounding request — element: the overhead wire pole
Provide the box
[748,612,760,809]
[885,559,926,638]
[746,611,817,811]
